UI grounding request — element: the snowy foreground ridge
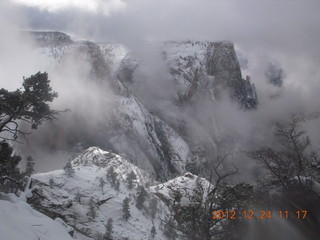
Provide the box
[14,147,209,240]
[0,198,73,240]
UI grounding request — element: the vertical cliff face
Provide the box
[24,32,258,180]
[206,41,242,84]
[24,32,190,180]
[230,75,257,109]
[161,41,257,109]
[205,41,257,109]
[114,40,258,175]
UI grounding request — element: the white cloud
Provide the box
[11,0,126,15]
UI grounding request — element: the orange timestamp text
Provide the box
[212,210,308,220]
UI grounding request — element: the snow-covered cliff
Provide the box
[25,31,257,180]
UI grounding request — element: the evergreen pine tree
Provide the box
[107,166,117,188]
[49,178,54,188]
[0,72,58,140]
[149,197,158,219]
[99,177,105,194]
[115,179,120,191]
[73,212,79,227]
[126,171,136,189]
[122,197,131,221]
[104,218,113,240]
[163,218,177,240]
[75,190,82,203]
[136,185,147,209]
[64,160,75,177]
[87,197,97,220]
[150,225,156,239]
[0,141,21,178]
[25,156,35,176]
[0,141,23,193]
[0,72,60,193]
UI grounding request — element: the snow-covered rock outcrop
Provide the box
[28,147,166,239]
[27,147,213,240]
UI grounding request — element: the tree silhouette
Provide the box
[0,72,60,142]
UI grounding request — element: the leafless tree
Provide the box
[248,117,320,192]
[164,154,252,240]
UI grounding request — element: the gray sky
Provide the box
[5,0,320,48]
[2,0,319,79]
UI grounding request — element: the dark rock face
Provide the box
[230,75,257,109]
[78,41,111,80]
[206,41,242,84]
[116,41,258,110]
[206,41,257,109]
[154,41,258,109]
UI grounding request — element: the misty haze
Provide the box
[1,0,320,240]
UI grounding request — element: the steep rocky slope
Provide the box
[27,32,190,180]
[25,31,257,180]
[115,40,257,174]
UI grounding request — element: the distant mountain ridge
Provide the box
[26,31,73,46]
[24,31,257,180]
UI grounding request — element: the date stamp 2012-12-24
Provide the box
[212,210,308,220]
